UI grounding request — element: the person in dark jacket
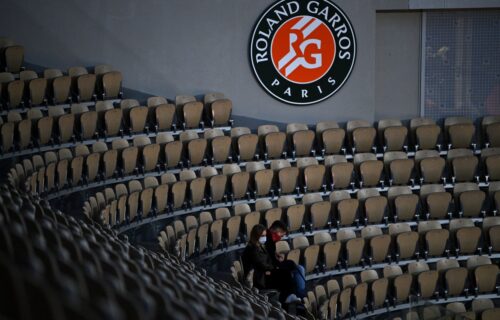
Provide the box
[241,224,299,304]
[265,221,288,266]
[265,221,306,298]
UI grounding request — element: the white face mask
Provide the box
[258,236,267,244]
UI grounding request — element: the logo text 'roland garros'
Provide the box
[250,0,356,105]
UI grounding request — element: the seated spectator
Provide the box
[265,221,306,298]
[241,224,301,304]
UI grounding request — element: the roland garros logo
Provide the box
[250,0,356,105]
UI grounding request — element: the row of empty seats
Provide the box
[155,181,500,257]
[1,113,498,161]
[0,183,300,320]
[231,253,499,319]
[85,165,500,231]
[0,65,122,110]
[83,162,499,226]
[300,256,500,319]
[12,141,500,207]
[0,94,233,156]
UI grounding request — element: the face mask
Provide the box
[271,231,282,242]
[258,236,267,244]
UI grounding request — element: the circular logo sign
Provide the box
[250,0,356,105]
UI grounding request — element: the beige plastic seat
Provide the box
[485,122,500,148]
[443,265,468,297]
[102,71,122,99]
[313,232,332,245]
[387,186,418,221]
[304,164,325,192]
[445,117,475,149]
[343,235,365,267]
[254,199,271,213]
[28,77,47,106]
[304,244,320,274]
[1,122,15,152]
[412,119,441,150]
[154,184,169,213]
[358,188,388,224]
[171,180,187,210]
[146,96,168,107]
[142,143,160,173]
[422,306,442,320]
[252,165,274,198]
[205,129,232,164]
[78,110,98,140]
[394,273,413,303]
[447,148,478,182]
[19,70,38,83]
[450,218,481,255]
[482,308,500,320]
[486,155,500,181]
[222,164,249,200]
[389,223,418,260]
[278,166,299,195]
[474,264,499,294]
[37,116,54,146]
[323,240,341,270]
[335,195,359,227]
[129,106,149,133]
[155,103,176,131]
[231,127,258,162]
[258,125,286,160]
[262,208,280,228]
[7,79,24,108]
[338,288,352,318]
[384,151,414,186]
[287,123,315,157]
[204,92,225,106]
[104,108,123,137]
[378,119,408,151]
[180,130,207,166]
[4,45,24,73]
[330,161,354,190]
[52,75,72,104]
[316,121,345,155]
[207,175,227,203]
[353,282,368,314]
[354,153,383,187]
[210,98,232,126]
[164,140,183,168]
[415,150,445,184]
[244,212,260,240]
[453,183,485,218]
[43,68,62,79]
[140,187,154,217]
[347,120,376,153]
[361,225,391,263]
[419,221,449,258]
[286,204,305,232]
[420,184,451,219]
[197,223,210,253]
[76,73,96,102]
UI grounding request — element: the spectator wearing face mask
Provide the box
[241,224,300,304]
[265,221,306,299]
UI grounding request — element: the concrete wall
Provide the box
[1,0,499,127]
[375,12,422,120]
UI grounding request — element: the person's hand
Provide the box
[265,271,271,276]
[276,253,285,262]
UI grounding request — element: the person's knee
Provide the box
[296,264,305,275]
